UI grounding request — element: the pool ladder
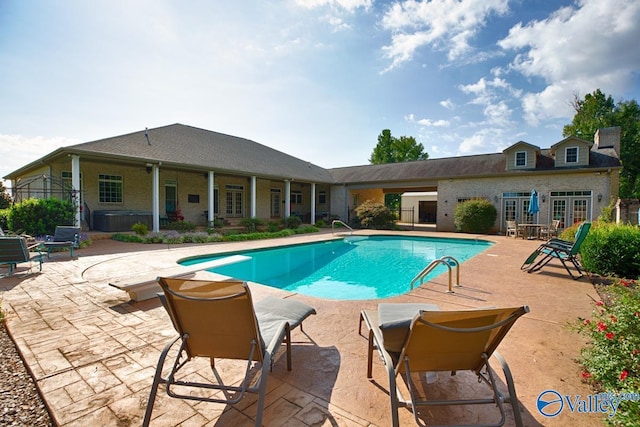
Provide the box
[331,220,353,235]
[410,256,461,293]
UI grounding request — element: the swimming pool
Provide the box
[181,235,492,300]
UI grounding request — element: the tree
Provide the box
[369,129,429,164]
[0,181,11,209]
[563,89,640,198]
[369,129,430,210]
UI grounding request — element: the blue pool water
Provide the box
[181,235,492,300]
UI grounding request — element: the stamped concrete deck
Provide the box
[0,230,605,426]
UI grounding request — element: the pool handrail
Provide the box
[331,220,353,235]
[410,256,461,293]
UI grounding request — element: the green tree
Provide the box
[0,181,11,209]
[563,89,640,198]
[369,129,429,164]
[370,130,429,210]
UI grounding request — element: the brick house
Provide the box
[4,124,622,233]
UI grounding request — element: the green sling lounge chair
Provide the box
[521,222,591,279]
[360,304,529,427]
[0,236,44,276]
[143,277,316,427]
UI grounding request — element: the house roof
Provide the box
[329,147,621,185]
[5,124,335,183]
[5,123,622,185]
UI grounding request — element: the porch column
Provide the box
[208,171,215,224]
[71,155,81,227]
[284,180,291,218]
[251,176,257,218]
[152,165,160,232]
[310,183,316,225]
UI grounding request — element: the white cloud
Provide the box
[0,134,80,184]
[440,99,455,110]
[417,118,450,127]
[498,0,640,124]
[380,0,510,70]
[295,0,372,11]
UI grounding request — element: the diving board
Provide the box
[109,255,250,302]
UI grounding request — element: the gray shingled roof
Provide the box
[329,148,621,184]
[17,124,335,183]
[5,124,621,184]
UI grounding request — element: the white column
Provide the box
[284,180,291,218]
[208,171,215,224]
[152,165,160,232]
[251,176,257,218]
[310,183,316,225]
[71,155,81,227]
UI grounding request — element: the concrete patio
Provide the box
[0,230,606,426]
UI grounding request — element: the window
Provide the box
[291,190,302,204]
[566,147,578,163]
[98,174,123,203]
[318,191,326,204]
[62,171,82,202]
[225,184,243,216]
[515,151,526,167]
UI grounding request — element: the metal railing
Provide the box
[410,256,461,293]
[331,220,353,235]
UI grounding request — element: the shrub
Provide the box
[8,197,75,236]
[240,217,264,232]
[131,222,148,236]
[315,219,326,228]
[453,198,497,234]
[0,208,9,231]
[355,200,395,230]
[572,279,640,426]
[166,221,196,232]
[581,223,640,279]
[282,215,302,229]
[266,221,281,232]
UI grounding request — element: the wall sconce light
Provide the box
[493,195,499,203]
[145,163,152,174]
[598,193,603,203]
[541,194,546,203]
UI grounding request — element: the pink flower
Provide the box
[619,370,628,381]
[597,322,607,332]
[596,301,604,306]
[605,332,615,340]
[582,371,591,378]
[633,349,639,355]
[584,319,591,325]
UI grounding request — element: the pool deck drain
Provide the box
[1,230,605,426]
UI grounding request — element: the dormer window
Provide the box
[515,151,526,167]
[566,146,578,163]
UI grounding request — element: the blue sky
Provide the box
[1,0,639,183]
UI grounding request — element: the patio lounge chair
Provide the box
[360,304,529,427]
[520,222,591,279]
[143,277,316,427]
[0,236,44,276]
[42,226,80,258]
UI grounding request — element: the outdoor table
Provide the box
[520,224,544,240]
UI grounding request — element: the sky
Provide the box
[2,0,640,185]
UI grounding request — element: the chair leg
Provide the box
[493,351,523,427]
[142,337,179,427]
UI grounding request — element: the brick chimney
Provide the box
[594,127,621,157]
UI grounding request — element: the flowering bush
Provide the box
[573,278,640,425]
